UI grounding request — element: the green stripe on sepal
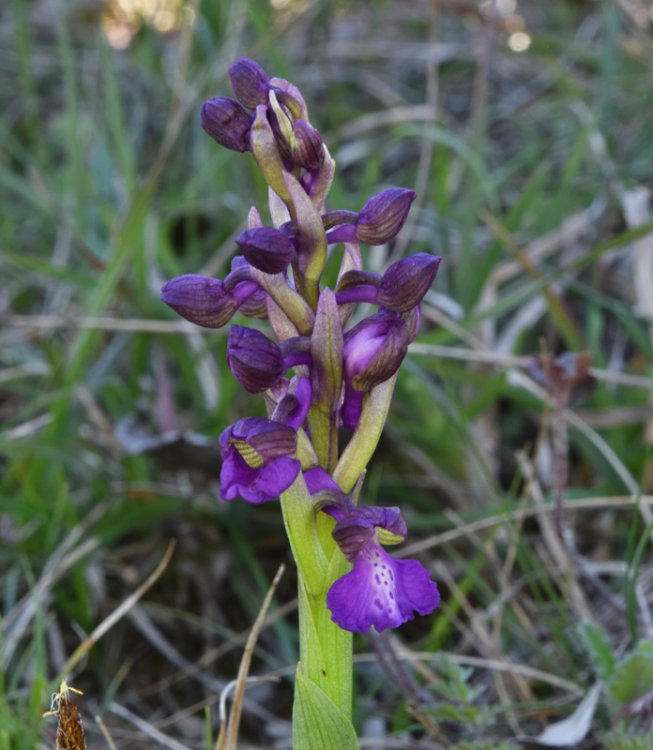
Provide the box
[293,665,359,750]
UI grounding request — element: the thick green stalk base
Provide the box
[292,564,358,750]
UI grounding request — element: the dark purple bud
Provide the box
[219,417,300,503]
[161,274,238,328]
[227,325,284,393]
[355,188,416,245]
[378,253,441,313]
[290,119,324,170]
[229,58,270,108]
[236,227,296,275]
[344,311,409,392]
[200,97,252,153]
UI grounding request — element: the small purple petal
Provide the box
[341,381,365,431]
[291,119,324,170]
[304,466,340,495]
[327,544,440,633]
[220,451,299,503]
[272,377,312,430]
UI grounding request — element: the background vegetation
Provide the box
[2,0,653,747]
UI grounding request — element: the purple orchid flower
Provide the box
[227,326,312,393]
[336,253,441,313]
[326,188,416,246]
[219,417,300,503]
[229,58,271,108]
[201,97,253,153]
[161,257,266,329]
[341,311,409,430]
[236,226,296,275]
[307,468,440,633]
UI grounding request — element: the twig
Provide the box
[59,541,176,677]
[216,564,285,750]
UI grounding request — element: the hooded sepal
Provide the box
[161,274,240,328]
[236,226,296,275]
[355,187,416,244]
[378,253,441,313]
[219,417,300,503]
[200,97,252,153]
[229,57,270,108]
[227,325,284,393]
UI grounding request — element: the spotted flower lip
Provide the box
[200,97,253,153]
[219,417,300,503]
[318,500,440,633]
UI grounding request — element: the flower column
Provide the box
[161,58,441,749]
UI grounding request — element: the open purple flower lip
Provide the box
[321,502,440,634]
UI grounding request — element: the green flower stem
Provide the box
[333,374,398,493]
[280,474,328,597]
[307,405,338,473]
[297,559,352,715]
[281,479,357,749]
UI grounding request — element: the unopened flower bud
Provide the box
[227,325,284,393]
[161,274,238,328]
[200,97,252,153]
[229,58,270,108]
[355,188,416,245]
[378,253,441,313]
[290,119,325,170]
[236,227,296,274]
[344,311,409,392]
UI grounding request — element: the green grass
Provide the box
[2,0,653,747]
